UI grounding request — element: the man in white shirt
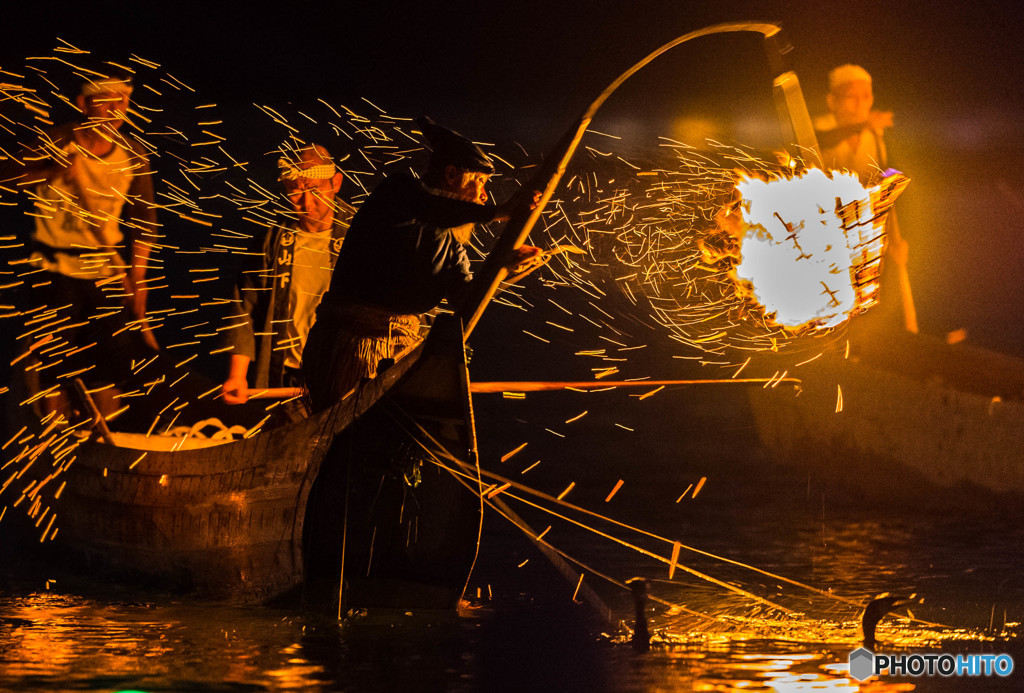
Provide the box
[815,64,894,182]
[816,64,913,332]
[4,67,159,417]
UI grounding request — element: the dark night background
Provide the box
[4,0,1024,358]
[2,6,1024,690]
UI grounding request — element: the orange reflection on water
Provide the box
[0,590,328,690]
[623,642,919,692]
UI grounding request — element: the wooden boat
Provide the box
[5,316,481,608]
[2,57,578,603]
[745,322,1024,499]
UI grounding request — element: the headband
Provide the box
[277,158,337,181]
[81,79,134,97]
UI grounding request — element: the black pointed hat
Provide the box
[416,116,494,174]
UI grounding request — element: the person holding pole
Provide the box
[1,65,160,418]
[301,117,539,410]
[815,64,916,333]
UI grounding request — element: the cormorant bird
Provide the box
[626,577,651,652]
[862,593,912,649]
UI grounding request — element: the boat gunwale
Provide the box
[64,342,429,477]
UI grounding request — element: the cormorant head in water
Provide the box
[626,577,651,652]
[862,593,913,649]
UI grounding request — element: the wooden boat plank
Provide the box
[302,317,482,610]
[748,336,1024,497]
[7,320,477,605]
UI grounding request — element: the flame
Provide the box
[721,167,909,331]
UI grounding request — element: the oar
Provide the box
[71,378,117,446]
[876,152,918,334]
[887,210,919,334]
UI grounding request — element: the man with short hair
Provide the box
[817,64,914,332]
[220,142,353,404]
[2,67,159,416]
[302,117,538,410]
[815,64,894,182]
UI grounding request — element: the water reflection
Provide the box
[2,584,1017,691]
[2,491,1021,691]
[588,638,922,692]
[0,590,326,690]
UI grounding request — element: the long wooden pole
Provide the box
[71,378,116,446]
[887,210,919,334]
[248,377,800,400]
[875,123,918,334]
[455,22,785,342]
[246,387,305,400]
[470,377,800,393]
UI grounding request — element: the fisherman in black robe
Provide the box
[302,117,538,410]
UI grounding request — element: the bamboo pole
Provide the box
[455,21,785,342]
[248,377,800,399]
[470,377,800,393]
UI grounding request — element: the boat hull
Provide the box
[747,331,1024,498]
[7,319,483,607]
[303,318,483,611]
[54,406,332,601]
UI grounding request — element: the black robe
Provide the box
[320,174,497,316]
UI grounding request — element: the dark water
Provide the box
[2,512,1021,692]
[2,386,1022,693]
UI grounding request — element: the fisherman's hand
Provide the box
[507,244,543,274]
[221,377,250,405]
[868,110,894,132]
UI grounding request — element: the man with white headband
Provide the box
[220,142,354,405]
[302,117,540,410]
[815,64,894,181]
[1,65,158,418]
